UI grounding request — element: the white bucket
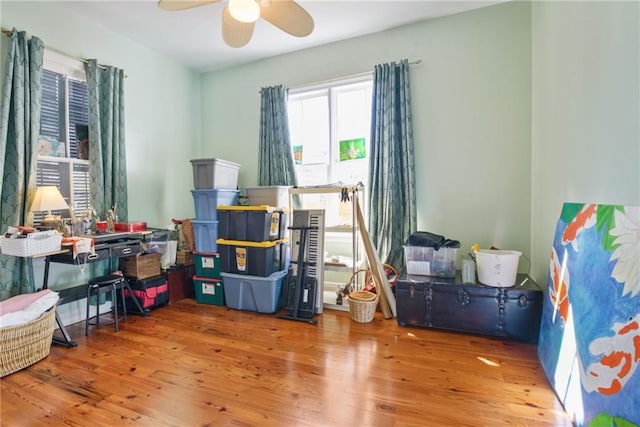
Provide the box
[475,250,521,287]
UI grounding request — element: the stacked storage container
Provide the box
[189,158,241,305]
[122,251,169,312]
[217,205,289,313]
[244,186,290,209]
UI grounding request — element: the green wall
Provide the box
[1,1,202,229]
[530,0,640,281]
[1,1,202,293]
[201,0,640,285]
[2,0,638,290]
[200,1,533,274]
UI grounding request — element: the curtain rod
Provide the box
[288,59,422,92]
[1,28,127,78]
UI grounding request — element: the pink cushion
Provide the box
[0,289,55,315]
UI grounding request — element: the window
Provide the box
[288,76,372,226]
[288,76,373,188]
[36,50,90,225]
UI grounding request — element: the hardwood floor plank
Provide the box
[1,299,570,426]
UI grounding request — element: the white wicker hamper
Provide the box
[0,306,56,377]
[0,231,62,257]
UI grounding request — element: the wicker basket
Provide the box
[175,250,194,266]
[123,253,161,279]
[0,232,62,257]
[0,306,56,377]
[348,290,378,323]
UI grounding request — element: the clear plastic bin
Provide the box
[404,246,459,278]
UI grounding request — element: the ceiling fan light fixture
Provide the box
[228,0,260,23]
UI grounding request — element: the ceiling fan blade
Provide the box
[222,6,255,48]
[259,0,314,37]
[157,0,220,12]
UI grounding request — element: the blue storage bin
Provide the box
[220,270,287,313]
[191,189,239,220]
[192,220,219,253]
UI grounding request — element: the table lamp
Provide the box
[30,186,69,229]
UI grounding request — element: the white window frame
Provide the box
[36,49,90,223]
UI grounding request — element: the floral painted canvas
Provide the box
[538,202,639,426]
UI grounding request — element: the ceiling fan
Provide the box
[157,0,314,48]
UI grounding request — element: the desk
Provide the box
[42,232,146,347]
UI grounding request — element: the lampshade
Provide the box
[228,0,260,23]
[30,186,69,219]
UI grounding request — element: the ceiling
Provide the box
[58,0,505,73]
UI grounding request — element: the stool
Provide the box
[85,274,128,336]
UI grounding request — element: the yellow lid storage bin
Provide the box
[217,205,287,242]
[216,238,289,277]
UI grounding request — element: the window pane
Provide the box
[72,163,91,217]
[294,164,329,187]
[40,69,65,143]
[36,160,68,189]
[68,79,88,159]
[289,94,330,166]
[35,160,71,221]
[335,87,371,145]
[289,79,372,190]
[333,84,372,187]
[34,161,90,219]
[36,53,90,229]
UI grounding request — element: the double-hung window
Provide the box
[35,50,90,225]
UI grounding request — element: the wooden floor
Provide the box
[1,299,573,426]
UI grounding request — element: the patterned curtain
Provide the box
[0,30,44,299]
[368,59,417,270]
[258,85,298,187]
[84,59,127,222]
